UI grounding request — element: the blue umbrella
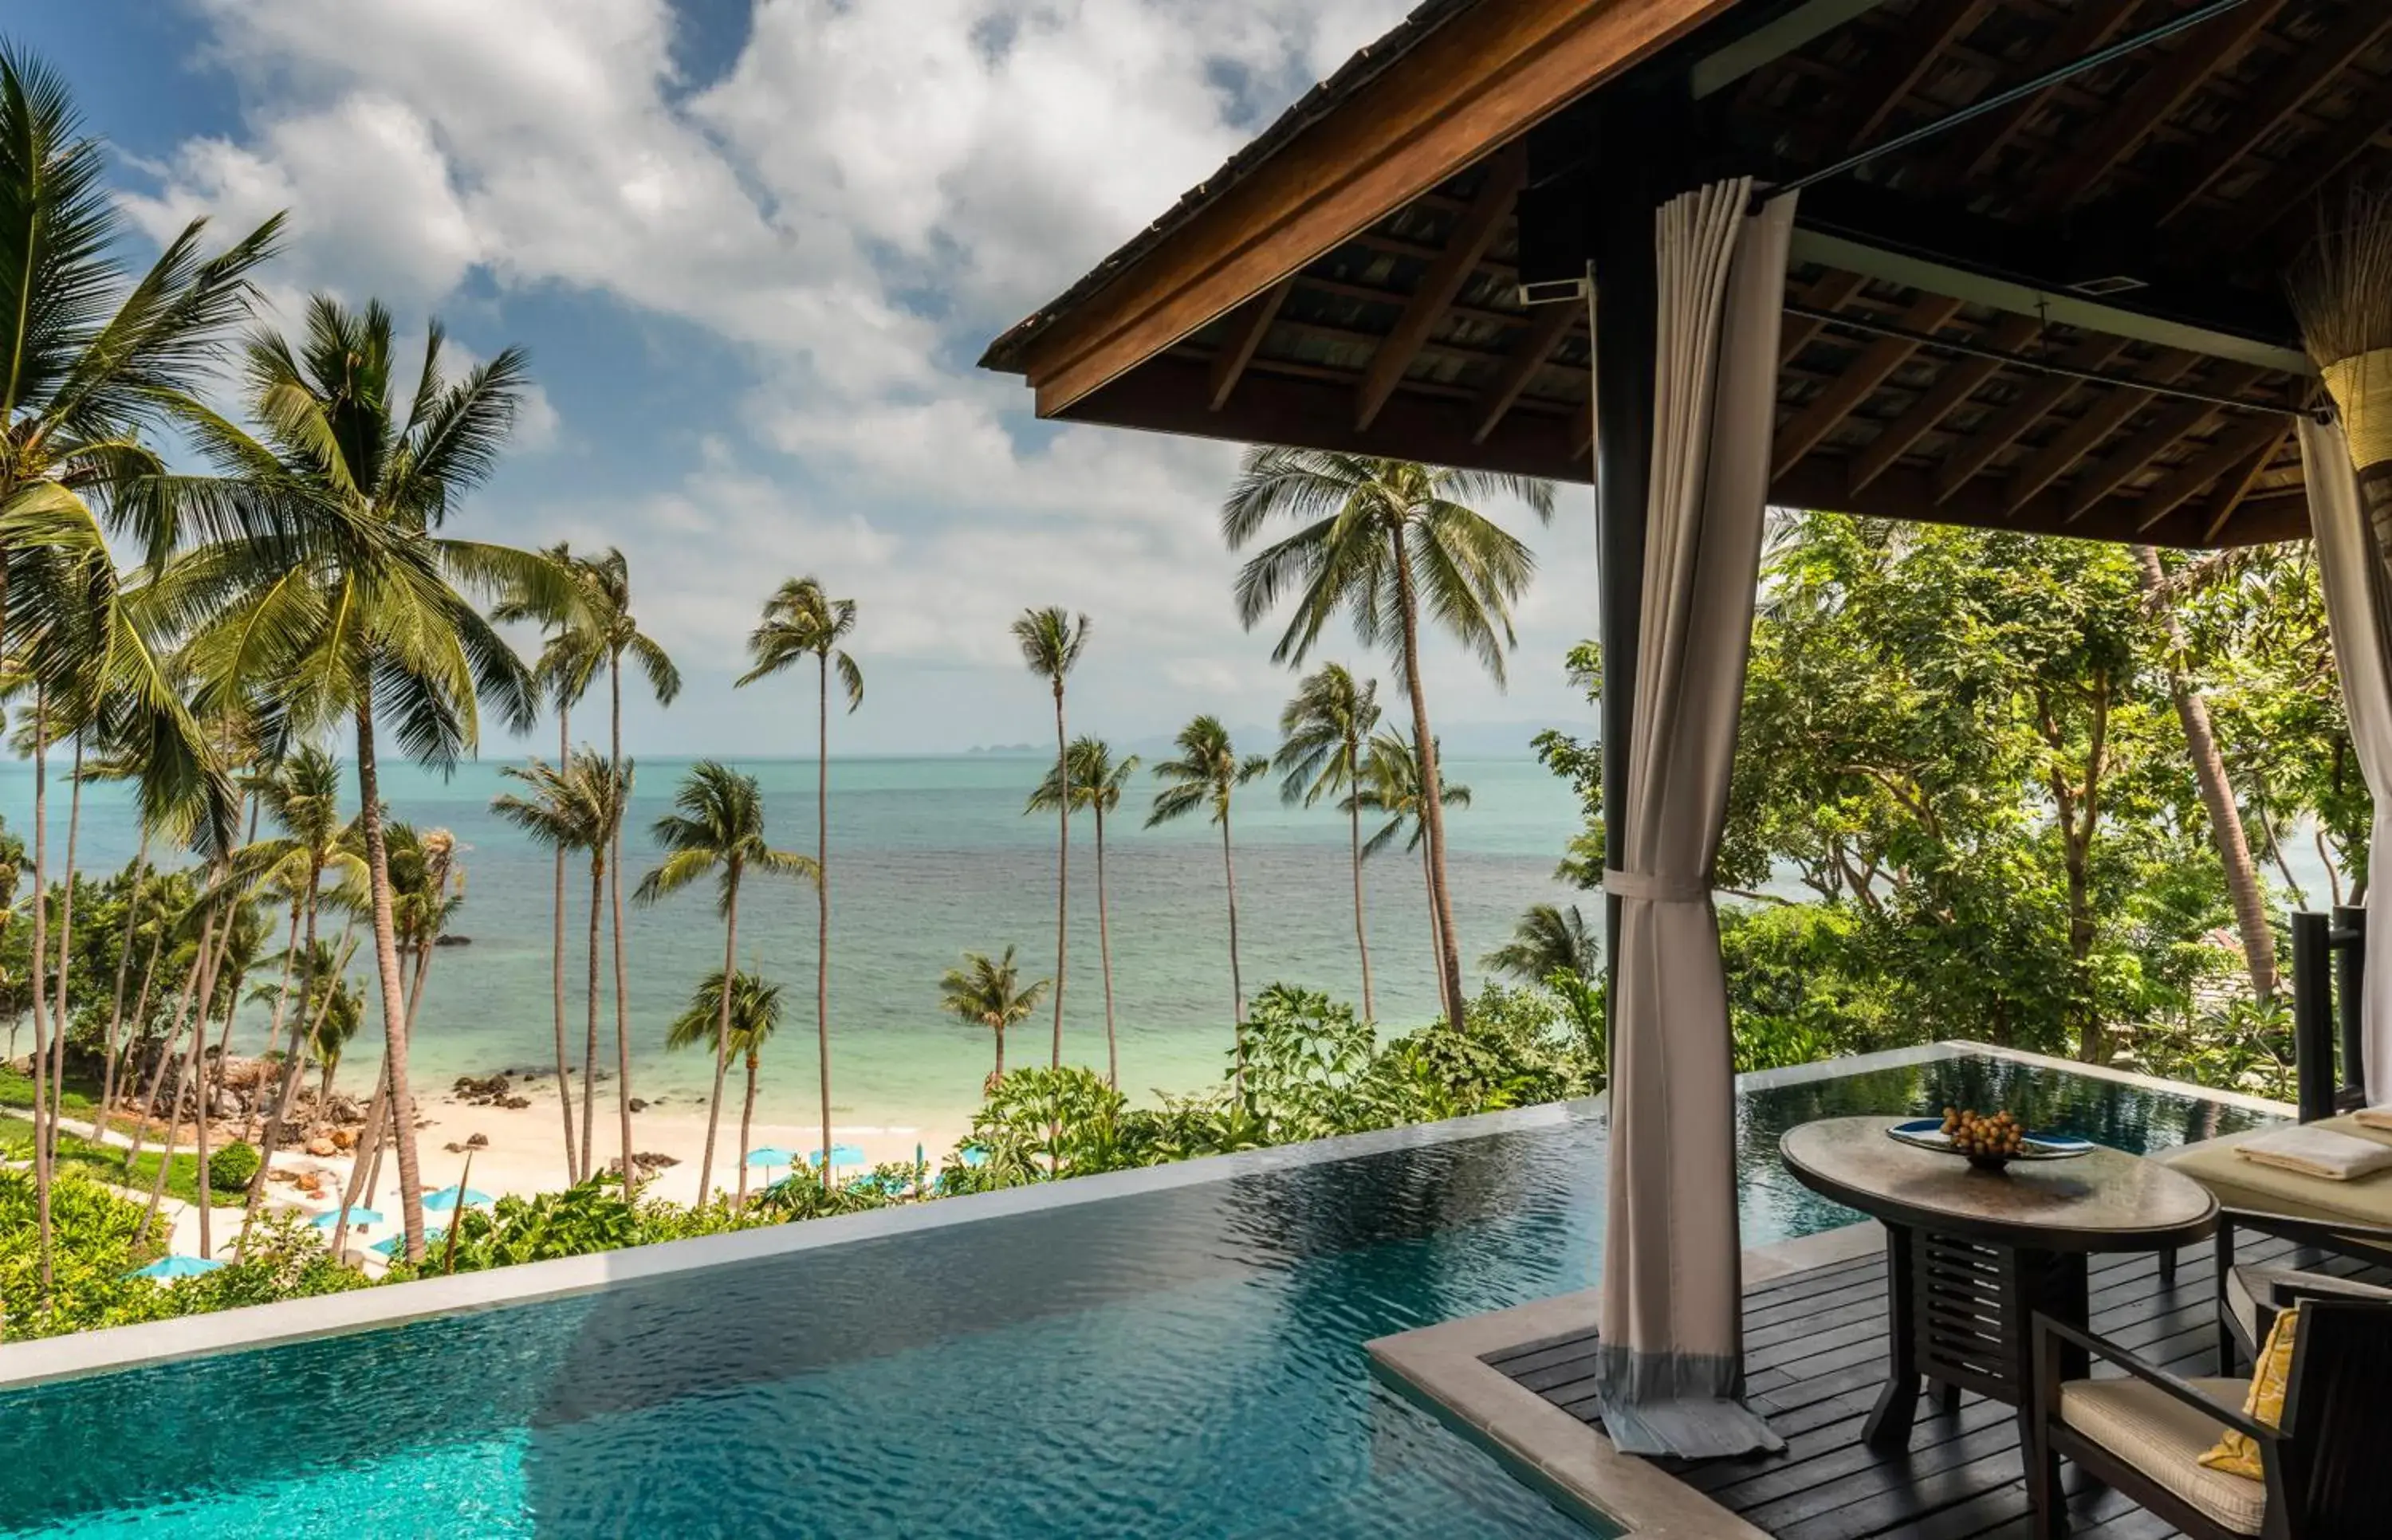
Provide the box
[423,1186,492,1212]
[958,1145,989,1169]
[809,1143,867,1170]
[745,1146,797,1169]
[369,1229,447,1256]
[128,1254,224,1280]
[309,1206,384,1229]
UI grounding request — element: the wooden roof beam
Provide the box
[1771,293,1965,480]
[2031,0,2290,215]
[1777,270,1869,365]
[1471,298,1579,443]
[1839,0,1999,149]
[1926,5,2135,191]
[2201,422,2296,542]
[1207,280,1292,411]
[1932,335,2133,504]
[2151,5,2392,227]
[2060,363,2264,521]
[2001,349,2200,515]
[2131,411,2295,532]
[1356,147,1525,432]
[2228,67,2392,249]
[1847,312,2042,493]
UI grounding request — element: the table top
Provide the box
[1780,1116,2219,1253]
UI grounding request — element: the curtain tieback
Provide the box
[1603,868,1713,904]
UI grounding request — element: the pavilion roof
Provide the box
[981,0,2392,549]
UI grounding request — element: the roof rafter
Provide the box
[1355,146,1525,431]
[2226,66,2392,248]
[1771,293,1965,478]
[1839,0,1999,149]
[2201,422,2296,541]
[2001,348,2199,514]
[1208,280,1293,411]
[1925,4,2135,191]
[1847,312,2043,493]
[2060,363,2264,521]
[1471,298,1580,443]
[1777,270,1869,364]
[1931,335,2132,504]
[2128,411,2295,532]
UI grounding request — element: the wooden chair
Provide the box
[2209,1207,2392,1371]
[2029,1294,2392,1539]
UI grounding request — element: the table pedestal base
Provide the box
[1863,1224,2091,1452]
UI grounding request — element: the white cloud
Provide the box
[117,0,1607,756]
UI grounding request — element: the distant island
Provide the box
[965,743,1045,756]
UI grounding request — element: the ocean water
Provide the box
[0,755,1580,1126]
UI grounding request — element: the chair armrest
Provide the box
[2031,1313,2275,1444]
[2218,1206,2392,1250]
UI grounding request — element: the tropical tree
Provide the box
[1010,607,1089,1069]
[228,744,366,1231]
[1147,716,1270,1086]
[939,946,1049,1091]
[166,297,566,1261]
[665,968,785,1204]
[492,540,603,1190]
[736,576,859,1197]
[1222,452,1552,1030]
[1482,903,1596,985]
[1353,727,1473,1005]
[1274,663,1383,1019]
[1029,738,1138,1090]
[634,760,816,1204]
[490,751,620,1181]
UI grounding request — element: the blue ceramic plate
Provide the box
[1886,1117,2093,1164]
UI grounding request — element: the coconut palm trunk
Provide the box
[1221,814,1248,1093]
[329,1056,389,1257]
[1391,542,1466,1028]
[735,1043,761,1205]
[26,688,52,1298]
[696,862,742,1205]
[553,707,576,1180]
[815,654,832,1188]
[2133,545,2277,999]
[1094,796,1118,1090]
[353,705,428,1261]
[1048,680,1069,1069]
[1347,746,1375,1020]
[45,732,85,1165]
[124,911,213,1177]
[609,665,635,1193]
[584,850,602,1182]
[242,872,333,1238]
[98,836,153,1126]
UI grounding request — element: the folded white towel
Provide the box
[2356,1105,2392,1133]
[2235,1124,2392,1182]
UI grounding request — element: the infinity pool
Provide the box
[0,1050,2271,1538]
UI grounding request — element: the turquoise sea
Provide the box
[0,755,1581,1127]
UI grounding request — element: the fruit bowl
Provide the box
[1886,1114,2092,1171]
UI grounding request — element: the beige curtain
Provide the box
[2301,416,2392,1103]
[1591,179,1794,1459]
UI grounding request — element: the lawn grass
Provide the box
[0,1067,211,1205]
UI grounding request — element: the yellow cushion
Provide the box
[2201,1304,2296,1479]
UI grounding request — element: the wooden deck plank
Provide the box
[1487,1232,2385,1540]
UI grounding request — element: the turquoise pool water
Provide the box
[0,1055,2271,1538]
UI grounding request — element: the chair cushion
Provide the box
[2059,1376,2265,1535]
[2167,1117,2392,1232]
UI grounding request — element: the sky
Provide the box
[15,0,1604,758]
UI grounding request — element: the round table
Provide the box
[1780,1116,2217,1455]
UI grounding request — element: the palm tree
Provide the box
[1482,903,1597,984]
[1010,607,1089,1069]
[1274,664,1383,1019]
[666,967,785,1205]
[572,548,678,1193]
[490,751,620,1182]
[1354,728,1473,1012]
[634,760,816,1204]
[230,744,367,1232]
[167,297,565,1261]
[1028,738,1139,1090]
[1147,716,1270,1086]
[493,540,604,1187]
[736,577,859,1196]
[938,946,1049,1091]
[1222,452,1552,1030]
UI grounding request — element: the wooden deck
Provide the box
[1481,1233,2390,1540]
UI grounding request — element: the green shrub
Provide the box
[208,1142,260,1193]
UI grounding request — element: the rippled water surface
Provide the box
[0,1055,2269,1538]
